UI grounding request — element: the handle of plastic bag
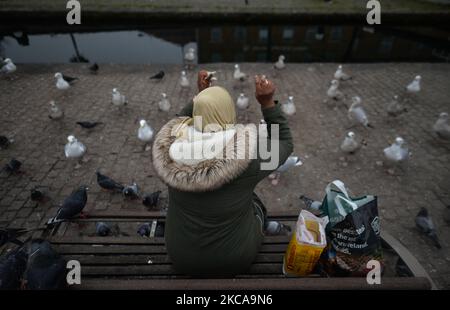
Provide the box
[326,180,359,216]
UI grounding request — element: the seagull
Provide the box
[236,93,249,110]
[233,64,247,82]
[142,190,162,209]
[415,207,441,249]
[340,131,359,154]
[47,186,88,226]
[334,65,352,81]
[123,182,140,199]
[274,55,285,70]
[180,70,190,88]
[406,75,421,94]
[89,63,99,74]
[269,155,303,186]
[348,96,373,128]
[64,135,86,166]
[184,48,196,63]
[138,119,154,151]
[111,88,127,107]
[0,135,13,149]
[54,73,76,90]
[1,58,17,74]
[327,79,344,101]
[48,101,64,120]
[158,93,171,112]
[281,96,296,116]
[386,95,407,117]
[76,121,103,129]
[299,195,322,216]
[96,170,124,192]
[383,137,410,165]
[150,70,165,81]
[24,239,67,290]
[433,112,450,140]
[2,158,22,174]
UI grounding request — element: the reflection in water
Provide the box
[0,25,449,64]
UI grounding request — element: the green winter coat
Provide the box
[152,100,293,276]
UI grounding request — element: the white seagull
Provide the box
[233,64,247,82]
[406,75,421,94]
[433,112,450,140]
[138,120,154,151]
[65,135,86,167]
[386,95,407,117]
[340,131,359,154]
[348,96,372,128]
[184,48,196,63]
[236,93,249,110]
[1,58,17,74]
[274,55,286,70]
[334,65,351,81]
[180,71,190,88]
[327,80,344,101]
[281,96,296,116]
[158,93,171,112]
[48,100,64,120]
[112,88,127,107]
[54,73,70,90]
[383,137,410,165]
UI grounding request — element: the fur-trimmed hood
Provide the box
[152,117,257,192]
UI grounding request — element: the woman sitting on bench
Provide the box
[152,71,293,276]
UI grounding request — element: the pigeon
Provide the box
[0,135,13,149]
[281,96,296,116]
[236,93,249,110]
[386,95,407,117]
[184,48,196,63]
[383,137,410,164]
[415,207,441,249]
[96,170,124,192]
[76,121,103,129]
[30,187,45,202]
[334,65,352,81]
[269,155,303,186]
[348,96,373,128]
[1,58,17,74]
[112,88,128,107]
[299,195,322,215]
[64,135,86,162]
[340,131,359,154]
[406,75,421,94]
[89,63,99,74]
[2,158,22,174]
[138,119,154,151]
[274,55,285,70]
[264,221,291,236]
[137,221,164,238]
[180,70,190,88]
[150,70,165,80]
[433,112,450,140]
[142,190,162,209]
[48,101,64,120]
[123,182,139,199]
[95,222,111,237]
[0,228,30,247]
[158,93,171,112]
[24,239,67,290]
[233,64,247,82]
[47,185,88,225]
[0,246,28,289]
[327,79,344,101]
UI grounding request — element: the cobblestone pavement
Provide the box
[0,63,449,288]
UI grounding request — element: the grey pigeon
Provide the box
[150,70,165,80]
[0,246,28,289]
[142,190,162,209]
[1,228,29,247]
[30,187,45,202]
[95,222,111,237]
[96,170,124,192]
[24,239,67,290]
[415,207,441,249]
[47,186,88,225]
[137,221,165,238]
[0,135,13,149]
[299,195,322,215]
[2,158,22,174]
[89,63,99,74]
[123,182,139,199]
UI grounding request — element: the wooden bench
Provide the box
[39,210,435,290]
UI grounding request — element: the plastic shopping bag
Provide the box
[283,210,328,276]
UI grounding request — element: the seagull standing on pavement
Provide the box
[281,96,296,116]
[64,135,86,167]
[386,95,407,117]
[274,55,286,70]
[406,75,421,94]
[48,101,64,120]
[383,137,410,165]
[138,120,154,151]
[327,79,344,101]
[158,93,171,112]
[348,96,373,128]
[54,73,77,90]
[180,70,190,88]
[236,93,249,110]
[334,65,352,81]
[233,64,247,82]
[433,112,450,141]
[340,131,359,154]
[111,88,127,108]
[1,58,17,74]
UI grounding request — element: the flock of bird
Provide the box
[1,49,449,288]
